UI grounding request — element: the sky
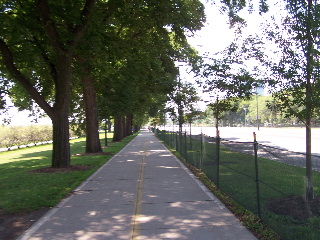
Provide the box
[0,100,52,126]
[181,0,285,106]
[187,2,235,55]
[181,1,253,108]
[187,1,270,56]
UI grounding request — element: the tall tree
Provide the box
[167,82,200,133]
[0,0,96,167]
[72,0,205,143]
[220,0,320,201]
[94,0,205,141]
[195,37,264,134]
[0,0,205,165]
[263,0,320,201]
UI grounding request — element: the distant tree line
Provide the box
[0,125,49,150]
[200,95,320,128]
[0,125,80,150]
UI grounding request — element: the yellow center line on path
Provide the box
[132,142,147,240]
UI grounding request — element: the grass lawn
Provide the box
[198,140,320,240]
[0,132,137,214]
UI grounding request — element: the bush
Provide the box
[0,125,52,150]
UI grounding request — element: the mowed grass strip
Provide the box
[0,132,137,213]
[190,139,320,240]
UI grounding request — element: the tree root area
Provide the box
[267,195,320,221]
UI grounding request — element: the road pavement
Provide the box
[164,126,320,155]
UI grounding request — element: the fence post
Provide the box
[253,132,261,218]
[178,132,182,154]
[189,130,192,149]
[216,130,220,188]
[200,132,203,171]
[164,130,167,144]
[172,131,175,149]
[175,131,178,151]
[185,130,188,162]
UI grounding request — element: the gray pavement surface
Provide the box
[18,130,257,240]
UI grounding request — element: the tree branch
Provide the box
[70,0,97,47]
[32,36,58,85]
[37,0,65,52]
[0,38,54,118]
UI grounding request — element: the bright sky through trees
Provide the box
[0,97,52,125]
[187,1,286,55]
[181,0,287,105]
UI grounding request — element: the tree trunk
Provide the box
[82,74,102,153]
[215,115,219,138]
[126,114,133,136]
[52,112,71,168]
[306,119,313,201]
[133,124,140,133]
[104,118,108,147]
[305,0,314,202]
[178,104,183,133]
[113,115,124,141]
[123,116,127,137]
[50,54,73,168]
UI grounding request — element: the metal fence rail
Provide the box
[154,128,320,240]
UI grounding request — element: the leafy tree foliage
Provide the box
[259,0,320,201]
[90,0,205,141]
[194,36,265,135]
[167,81,200,133]
[216,0,269,27]
[0,0,96,167]
[0,0,205,167]
[209,0,320,201]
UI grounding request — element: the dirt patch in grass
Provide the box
[267,195,320,221]
[0,208,50,240]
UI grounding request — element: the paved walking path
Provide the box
[19,130,257,240]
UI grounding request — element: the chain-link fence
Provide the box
[154,128,320,240]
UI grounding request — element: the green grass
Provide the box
[204,143,320,240]
[0,132,137,213]
[157,131,320,240]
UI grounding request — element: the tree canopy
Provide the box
[0,0,206,167]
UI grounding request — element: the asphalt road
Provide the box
[162,126,320,156]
